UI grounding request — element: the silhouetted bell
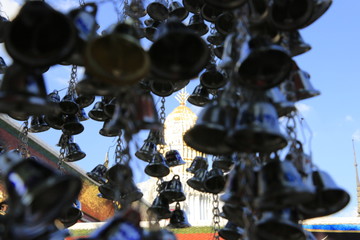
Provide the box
[215,12,235,35]
[62,114,84,135]
[102,103,127,133]
[167,203,191,228]
[201,3,222,22]
[282,30,311,57]
[255,157,315,210]
[0,152,82,229]
[98,182,118,201]
[7,111,29,121]
[207,31,225,45]
[182,0,204,13]
[219,221,244,240]
[76,71,114,97]
[4,1,76,67]
[161,175,186,203]
[149,18,210,81]
[300,0,332,29]
[99,120,121,137]
[150,79,174,97]
[121,180,143,203]
[227,101,287,153]
[29,115,50,133]
[188,14,209,36]
[291,63,320,100]
[205,0,248,9]
[213,155,234,172]
[75,108,88,122]
[147,0,169,21]
[150,128,167,145]
[86,164,107,184]
[44,112,64,130]
[221,204,248,227]
[298,169,350,219]
[147,195,171,219]
[236,36,292,90]
[186,156,208,174]
[255,209,306,240]
[200,64,226,89]
[187,168,208,192]
[103,97,116,117]
[59,93,80,115]
[88,100,109,121]
[65,142,86,162]
[145,152,170,178]
[267,87,296,117]
[58,200,83,228]
[145,20,162,42]
[135,141,157,162]
[75,93,95,109]
[106,163,133,185]
[187,84,211,107]
[165,149,186,167]
[169,1,189,21]
[204,167,226,194]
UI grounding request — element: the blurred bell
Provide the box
[291,63,320,100]
[143,228,177,240]
[298,169,350,219]
[88,100,109,121]
[98,182,118,201]
[161,175,186,203]
[103,97,116,117]
[48,90,61,104]
[86,164,108,184]
[150,79,174,97]
[300,0,333,29]
[187,168,208,192]
[219,221,244,240]
[145,152,170,178]
[282,30,311,57]
[236,36,292,90]
[214,42,224,59]
[121,180,143,203]
[149,18,210,81]
[103,103,127,134]
[62,114,84,135]
[150,128,167,145]
[147,195,171,219]
[76,71,114,96]
[205,0,248,9]
[204,167,226,194]
[182,0,204,13]
[59,93,80,115]
[267,87,296,117]
[145,20,161,41]
[44,112,64,130]
[147,0,169,21]
[0,17,10,44]
[200,64,226,89]
[135,141,157,162]
[207,31,226,45]
[201,3,223,22]
[106,163,133,185]
[167,203,191,228]
[58,199,83,228]
[187,84,211,107]
[126,0,147,18]
[227,101,287,153]
[75,93,95,109]
[65,142,86,162]
[133,89,161,130]
[255,157,315,210]
[221,204,248,227]
[77,108,89,122]
[165,149,186,167]
[99,120,121,137]
[187,14,209,36]
[7,111,29,121]
[29,115,50,133]
[248,0,269,24]
[169,1,189,21]
[285,141,313,177]
[215,12,235,35]
[213,155,234,172]
[186,156,208,174]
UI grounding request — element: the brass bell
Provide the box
[169,1,189,21]
[144,152,170,178]
[150,79,175,97]
[290,62,320,100]
[187,84,211,107]
[167,202,191,228]
[266,86,296,117]
[298,169,350,219]
[205,0,248,9]
[4,0,77,67]
[227,101,287,153]
[29,115,50,133]
[187,168,208,192]
[182,0,204,13]
[62,114,84,135]
[165,149,186,167]
[59,93,80,115]
[147,0,169,21]
[281,30,311,57]
[212,155,234,172]
[147,195,171,220]
[201,3,223,22]
[255,157,315,210]
[219,221,244,240]
[161,175,186,203]
[99,120,121,137]
[149,18,210,81]
[200,64,227,89]
[65,142,86,162]
[0,152,82,229]
[235,36,292,90]
[44,112,64,130]
[86,164,108,184]
[58,199,83,228]
[215,12,235,35]
[186,156,208,174]
[145,20,162,42]
[187,14,209,36]
[88,100,109,121]
[204,167,226,194]
[255,209,306,240]
[135,141,158,162]
[207,31,226,45]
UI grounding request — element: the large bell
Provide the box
[102,102,127,134]
[167,203,191,228]
[65,142,86,162]
[29,115,50,133]
[200,64,227,89]
[62,114,84,135]
[165,149,186,167]
[187,14,209,36]
[219,221,244,240]
[144,152,170,178]
[235,36,292,90]
[86,164,108,184]
[204,167,226,194]
[135,141,157,162]
[187,168,208,192]
[161,175,186,203]
[255,157,315,210]
[147,195,171,220]
[212,155,234,172]
[59,93,80,115]
[205,0,248,9]
[149,18,210,81]
[290,62,320,100]
[88,100,109,121]
[0,152,82,229]
[186,156,208,174]
[182,0,204,13]
[4,1,76,67]
[147,0,169,21]
[169,1,189,21]
[298,169,350,219]
[58,200,83,228]
[187,84,211,107]
[227,101,287,153]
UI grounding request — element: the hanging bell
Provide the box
[98,182,118,201]
[58,200,83,228]
[102,102,127,134]
[59,93,80,115]
[186,156,208,174]
[187,168,208,192]
[169,1,189,21]
[255,157,315,210]
[290,63,320,100]
[201,3,223,23]
[65,142,86,162]
[76,108,89,122]
[86,164,108,184]
[147,195,171,220]
[106,163,133,185]
[144,152,170,178]
[99,120,121,137]
[29,115,50,133]
[135,141,158,162]
[298,169,350,219]
[76,71,114,97]
[235,36,292,90]
[75,93,95,109]
[207,31,226,46]
[44,112,64,130]
[121,180,144,203]
[187,14,209,36]
[161,175,186,203]
[212,155,234,172]
[147,0,169,21]
[62,114,84,135]
[215,12,235,35]
[300,0,333,29]
[182,0,204,13]
[200,64,227,89]
[167,203,191,228]
[103,97,116,118]
[219,221,245,240]
[221,204,248,228]
[266,86,296,117]
[227,101,287,153]
[149,18,210,81]
[187,84,211,107]
[149,79,175,97]
[165,149,186,167]
[88,100,109,121]
[204,167,226,194]
[145,20,162,42]
[213,42,224,59]
[282,30,311,57]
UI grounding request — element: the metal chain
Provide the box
[68,65,78,96]
[159,97,166,154]
[58,134,70,172]
[160,97,166,124]
[18,120,29,158]
[79,0,85,6]
[115,135,124,164]
[212,194,221,240]
[156,178,163,195]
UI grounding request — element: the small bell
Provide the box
[135,141,158,162]
[103,97,116,118]
[88,100,109,121]
[169,1,189,21]
[29,115,50,133]
[161,175,186,203]
[58,199,83,228]
[102,102,127,134]
[201,3,223,22]
[167,202,191,228]
[165,149,186,167]
[187,168,208,192]
[121,180,143,203]
[213,42,224,59]
[182,0,204,13]
[147,195,171,220]
[186,156,208,174]
[219,221,244,240]
[62,114,84,135]
[147,0,169,21]
[144,152,170,178]
[212,155,234,172]
[59,93,80,115]
[65,142,86,162]
[187,14,209,36]
[200,64,227,89]
[106,163,133,185]
[204,167,226,194]
[86,164,108,184]
[282,30,311,57]
[215,12,235,35]
[187,84,211,107]
[99,120,121,137]
[133,89,161,130]
[290,62,320,100]
[149,79,174,97]
[44,112,64,130]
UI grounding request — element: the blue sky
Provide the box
[1,0,360,217]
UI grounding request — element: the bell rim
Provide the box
[62,123,85,135]
[147,3,170,21]
[65,152,86,162]
[144,165,170,178]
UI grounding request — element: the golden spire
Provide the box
[352,139,360,217]
[175,88,189,106]
[103,152,109,168]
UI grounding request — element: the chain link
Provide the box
[58,134,70,172]
[115,135,124,164]
[212,194,221,240]
[68,65,78,96]
[18,120,29,158]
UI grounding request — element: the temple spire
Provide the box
[352,139,360,216]
[175,88,189,106]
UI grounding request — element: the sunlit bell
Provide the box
[167,203,191,228]
[165,149,186,167]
